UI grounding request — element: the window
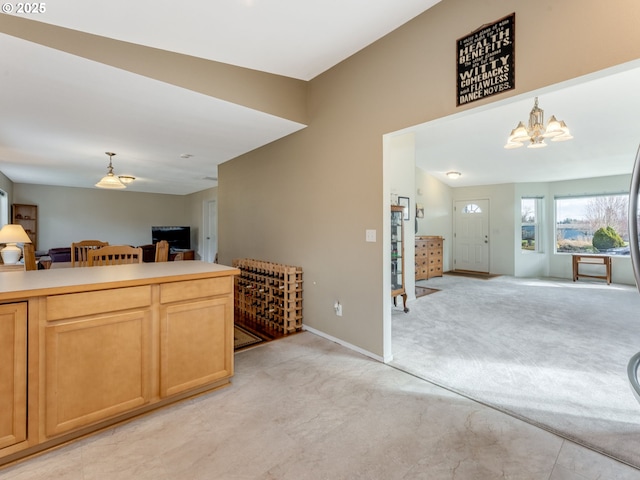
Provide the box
[521,197,541,252]
[463,203,482,213]
[555,194,629,255]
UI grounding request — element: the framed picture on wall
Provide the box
[398,196,410,220]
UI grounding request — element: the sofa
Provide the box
[48,247,71,263]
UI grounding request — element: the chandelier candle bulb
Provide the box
[504,97,572,149]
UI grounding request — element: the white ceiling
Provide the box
[1,1,639,195]
[0,0,441,195]
[412,62,640,188]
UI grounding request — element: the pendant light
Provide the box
[95,152,126,189]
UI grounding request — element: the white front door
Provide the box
[454,199,489,273]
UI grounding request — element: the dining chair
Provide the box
[87,245,143,266]
[154,240,169,262]
[22,243,37,271]
[72,240,110,267]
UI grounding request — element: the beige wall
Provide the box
[220,0,640,358]
[14,184,190,251]
[3,0,639,358]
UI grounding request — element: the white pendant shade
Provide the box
[95,152,129,189]
[96,172,126,189]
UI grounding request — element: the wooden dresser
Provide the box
[415,236,444,280]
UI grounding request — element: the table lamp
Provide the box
[0,224,32,264]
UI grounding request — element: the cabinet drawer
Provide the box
[160,277,232,304]
[46,286,152,321]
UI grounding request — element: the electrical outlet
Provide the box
[365,229,376,242]
[334,301,342,316]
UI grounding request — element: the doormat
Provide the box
[415,286,439,298]
[445,270,501,280]
[234,325,263,351]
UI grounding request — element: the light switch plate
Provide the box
[365,229,376,242]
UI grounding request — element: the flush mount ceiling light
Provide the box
[95,152,126,189]
[504,97,573,149]
[446,171,462,179]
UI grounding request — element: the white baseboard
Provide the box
[302,324,385,363]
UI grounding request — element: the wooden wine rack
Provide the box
[232,258,303,334]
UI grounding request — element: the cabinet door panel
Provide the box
[45,310,152,437]
[0,303,27,449]
[160,297,233,397]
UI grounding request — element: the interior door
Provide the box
[454,199,490,273]
[204,200,218,263]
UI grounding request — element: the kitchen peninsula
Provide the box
[0,261,239,467]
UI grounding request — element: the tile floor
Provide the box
[1,332,639,479]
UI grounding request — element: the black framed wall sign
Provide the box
[457,13,515,106]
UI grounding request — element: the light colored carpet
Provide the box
[391,274,640,468]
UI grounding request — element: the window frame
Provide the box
[554,192,630,256]
[521,197,542,253]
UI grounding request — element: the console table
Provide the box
[572,254,611,284]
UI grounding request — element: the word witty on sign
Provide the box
[456,13,515,106]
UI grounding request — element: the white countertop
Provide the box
[0,261,239,300]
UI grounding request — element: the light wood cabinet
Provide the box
[415,236,444,280]
[0,262,238,466]
[160,277,234,397]
[45,305,152,437]
[11,204,37,250]
[0,303,27,450]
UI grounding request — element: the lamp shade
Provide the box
[0,224,32,265]
[95,173,126,189]
[95,152,126,189]
[0,224,32,244]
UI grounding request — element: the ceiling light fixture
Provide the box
[446,171,462,179]
[504,97,573,149]
[118,175,136,185]
[95,152,126,189]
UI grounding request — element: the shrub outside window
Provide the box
[555,194,629,255]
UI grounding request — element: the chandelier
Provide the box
[95,152,135,189]
[504,97,573,149]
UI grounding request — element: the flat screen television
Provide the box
[152,226,191,251]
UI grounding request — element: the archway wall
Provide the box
[219,0,640,358]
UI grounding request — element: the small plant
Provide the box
[592,226,624,251]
